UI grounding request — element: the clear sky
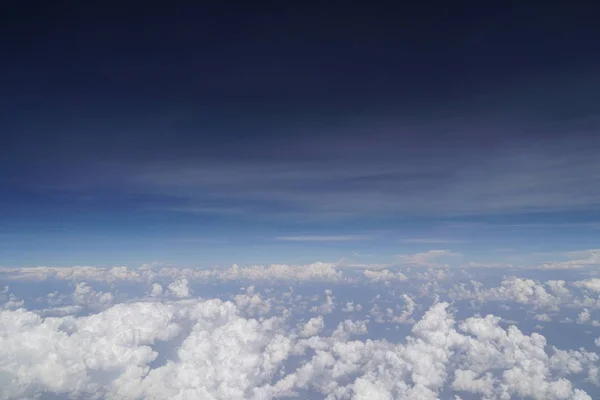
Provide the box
[1,3,600,267]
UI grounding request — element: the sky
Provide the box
[2,2,600,267]
[5,4,600,399]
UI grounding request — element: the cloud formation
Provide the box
[276,235,370,242]
[397,249,461,268]
[1,292,598,399]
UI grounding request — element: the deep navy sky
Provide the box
[1,2,600,267]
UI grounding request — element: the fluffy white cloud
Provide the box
[535,313,552,322]
[0,262,345,285]
[150,283,164,297]
[73,282,115,309]
[167,278,192,298]
[342,301,362,313]
[0,295,598,400]
[450,277,573,311]
[310,289,335,314]
[0,286,24,310]
[391,294,416,324]
[4,262,600,400]
[300,316,325,337]
[573,278,600,293]
[233,286,272,317]
[363,269,407,282]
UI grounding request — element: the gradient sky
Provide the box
[1,3,600,267]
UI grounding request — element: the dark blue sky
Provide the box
[1,2,600,267]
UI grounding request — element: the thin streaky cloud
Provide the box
[396,249,461,268]
[400,238,469,244]
[276,235,371,242]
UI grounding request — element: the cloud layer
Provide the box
[2,262,600,399]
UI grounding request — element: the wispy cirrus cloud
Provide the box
[539,249,600,270]
[397,249,461,268]
[400,238,469,244]
[276,235,371,242]
[33,140,600,221]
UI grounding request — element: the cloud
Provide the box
[300,316,325,337]
[1,290,598,399]
[276,235,370,242]
[450,276,572,311]
[167,278,192,298]
[400,238,469,244]
[462,261,517,269]
[363,269,408,282]
[342,301,363,313]
[391,294,416,324]
[540,249,600,270]
[150,283,164,297]
[233,286,272,317]
[53,140,600,220]
[573,278,600,293]
[0,262,346,284]
[0,286,24,310]
[72,282,114,309]
[397,249,461,268]
[310,289,335,314]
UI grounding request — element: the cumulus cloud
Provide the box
[150,283,164,297]
[363,269,407,282]
[0,286,24,310]
[450,276,573,311]
[72,282,115,309]
[310,289,335,314]
[391,294,416,324]
[0,262,345,284]
[342,301,362,313]
[233,286,272,317]
[1,293,598,400]
[300,316,325,337]
[167,278,192,298]
[5,262,600,399]
[573,278,600,293]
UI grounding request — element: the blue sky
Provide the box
[3,4,600,399]
[1,3,600,267]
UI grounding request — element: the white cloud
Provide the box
[535,313,552,322]
[462,261,517,269]
[342,301,362,313]
[363,269,407,282]
[0,262,346,284]
[0,294,597,399]
[5,263,600,399]
[300,316,325,338]
[573,278,600,293]
[391,294,416,324]
[233,286,272,317]
[0,286,24,310]
[450,277,572,311]
[578,309,591,324]
[310,289,335,315]
[72,282,114,309]
[540,249,600,270]
[150,283,164,297]
[167,278,192,298]
[397,249,460,268]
